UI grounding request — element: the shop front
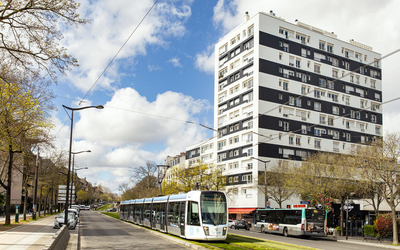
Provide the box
[228,208,256,226]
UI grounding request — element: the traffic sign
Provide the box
[300,201,310,205]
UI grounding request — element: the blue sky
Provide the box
[49,0,400,193]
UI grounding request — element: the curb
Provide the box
[336,239,400,249]
[98,212,208,250]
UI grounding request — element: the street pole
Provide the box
[346,194,349,240]
[64,109,74,226]
[62,104,103,226]
[251,157,270,208]
[33,147,39,220]
[264,162,268,208]
[70,154,75,206]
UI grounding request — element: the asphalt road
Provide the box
[79,210,187,249]
[229,227,383,250]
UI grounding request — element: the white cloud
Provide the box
[148,64,162,72]
[51,87,211,192]
[168,57,182,67]
[73,87,210,147]
[60,0,192,92]
[195,49,215,75]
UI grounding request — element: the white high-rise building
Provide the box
[213,11,382,217]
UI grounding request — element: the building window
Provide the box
[314,102,321,111]
[244,39,254,50]
[314,64,321,74]
[289,136,294,145]
[219,43,228,56]
[248,25,254,36]
[314,140,321,149]
[319,40,326,50]
[327,43,334,53]
[283,121,289,131]
[296,137,301,146]
[283,81,288,91]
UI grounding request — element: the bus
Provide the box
[120,190,228,241]
[254,208,327,237]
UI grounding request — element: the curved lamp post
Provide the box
[70,151,91,205]
[63,104,103,226]
[251,157,271,208]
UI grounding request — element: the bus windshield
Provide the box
[200,192,227,226]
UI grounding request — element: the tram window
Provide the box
[168,203,174,226]
[187,201,200,226]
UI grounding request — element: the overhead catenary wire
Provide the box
[55,0,159,136]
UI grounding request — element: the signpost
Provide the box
[58,185,75,204]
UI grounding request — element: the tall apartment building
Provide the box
[214,11,382,215]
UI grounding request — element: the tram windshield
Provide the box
[200,192,227,226]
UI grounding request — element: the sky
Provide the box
[49,0,400,195]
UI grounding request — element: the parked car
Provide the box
[107,207,117,212]
[54,213,76,229]
[68,209,79,223]
[80,205,85,210]
[228,219,235,228]
[234,220,250,230]
[71,205,80,212]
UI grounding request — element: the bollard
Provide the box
[333,229,337,238]
[15,205,19,223]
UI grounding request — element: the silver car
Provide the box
[54,213,76,229]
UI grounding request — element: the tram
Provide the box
[120,190,228,241]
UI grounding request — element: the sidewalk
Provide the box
[327,235,400,249]
[0,212,78,250]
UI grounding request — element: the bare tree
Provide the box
[0,0,88,82]
[356,133,400,244]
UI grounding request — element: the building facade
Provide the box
[214,11,382,217]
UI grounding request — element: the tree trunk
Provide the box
[5,146,13,225]
[340,197,344,236]
[23,189,28,221]
[392,208,399,245]
[38,185,42,217]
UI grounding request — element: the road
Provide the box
[79,210,187,249]
[228,227,384,250]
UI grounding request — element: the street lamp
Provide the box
[251,157,271,208]
[63,104,103,226]
[70,151,91,205]
[346,192,356,240]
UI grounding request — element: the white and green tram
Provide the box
[120,191,228,241]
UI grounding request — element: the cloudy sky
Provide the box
[50,0,400,194]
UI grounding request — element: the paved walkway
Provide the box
[0,213,78,250]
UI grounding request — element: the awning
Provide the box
[228,208,256,214]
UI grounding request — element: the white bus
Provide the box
[254,208,327,238]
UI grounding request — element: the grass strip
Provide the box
[103,212,120,219]
[97,204,112,211]
[204,234,318,250]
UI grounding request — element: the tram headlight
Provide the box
[203,226,209,235]
[223,227,227,235]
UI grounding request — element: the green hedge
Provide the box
[364,225,377,236]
